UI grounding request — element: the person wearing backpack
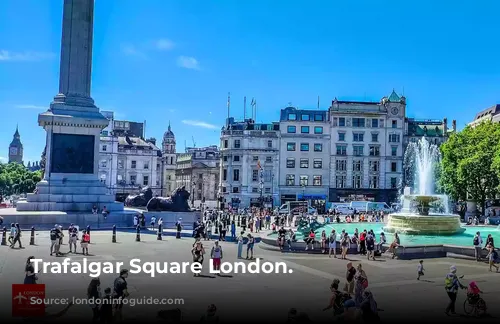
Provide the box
[473,232,483,261]
[444,265,466,315]
[489,248,499,272]
[366,230,376,261]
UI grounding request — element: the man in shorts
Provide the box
[344,262,356,295]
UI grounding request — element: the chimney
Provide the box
[443,118,448,133]
[452,120,456,131]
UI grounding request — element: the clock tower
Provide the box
[8,126,23,164]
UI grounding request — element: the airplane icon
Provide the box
[13,293,27,305]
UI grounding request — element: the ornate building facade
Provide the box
[8,126,23,164]
[161,123,177,196]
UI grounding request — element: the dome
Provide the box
[163,123,174,139]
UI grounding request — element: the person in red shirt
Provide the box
[305,230,315,251]
[81,230,90,255]
[359,230,367,255]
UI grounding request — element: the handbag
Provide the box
[362,278,369,289]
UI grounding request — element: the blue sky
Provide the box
[1,0,499,163]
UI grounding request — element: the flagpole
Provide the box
[317,96,320,109]
[227,92,230,126]
[243,96,246,120]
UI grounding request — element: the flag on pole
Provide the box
[227,92,231,109]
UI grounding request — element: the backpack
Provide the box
[50,228,57,240]
[473,237,479,246]
[366,235,374,245]
[444,275,454,288]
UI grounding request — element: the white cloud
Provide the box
[0,50,55,62]
[121,45,147,59]
[0,157,7,162]
[155,39,175,51]
[182,120,218,129]
[15,104,46,110]
[177,56,200,70]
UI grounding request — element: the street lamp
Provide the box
[271,172,275,207]
[259,168,264,210]
[301,183,306,201]
[191,181,195,206]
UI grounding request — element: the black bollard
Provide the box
[136,226,141,242]
[112,225,117,243]
[157,224,163,240]
[30,227,35,245]
[237,215,240,227]
[1,227,6,246]
[86,225,91,243]
[214,221,219,234]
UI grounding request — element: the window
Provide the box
[286,174,295,186]
[223,156,228,162]
[156,179,160,186]
[144,162,149,169]
[314,143,323,152]
[288,113,297,121]
[369,160,379,172]
[369,146,380,156]
[252,170,258,181]
[286,158,295,168]
[389,134,400,142]
[234,140,241,148]
[287,143,296,151]
[336,176,346,188]
[252,156,258,161]
[299,175,308,186]
[267,140,273,148]
[199,173,203,179]
[336,160,347,171]
[143,175,149,186]
[232,187,239,193]
[314,126,323,134]
[156,163,160,171]
[264,188,271,194]
[391,162,397,172]
[336,145,347,155]
[222,186,227,193]
[338,133,345,141]
[301,114,310,121]
[233,169,240,182]
[234,155,240,162]
[353,160,362,172]
[371,133,378,142]
[300,158,309,168]
[369,176,378,189]
[224,140,228,148]
[391,146,398,156]
[390,177,397,189]
[287,126,296,133]
[313,176,322,186]
[130,175,136,184]
[313,159,322,169]
[118,160,124,169]
[252,187,258,193]
[301,126,310,134]
[353,145,364,156]
[352,118,365,127]
[339,118,346,127]
[265,156,272,163]
[352,175,362,188]
[102,145,107,152]
[100,160,107,168]
[353,133,364,142]
[131,161,137,169]
[392,120,397,128]
[371,119,378,128]
[300,143,309,151]
[223,169,227,181]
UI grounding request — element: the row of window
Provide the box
[336,145,399,157]
[222,139,274,149]
[287,125,324,134]
[334,117,399,128]
[287,113,325,122]
[333,176,398,189]
[336,132,400,143]
[285,175,323,186]
[287,143,324,152]
[223,155,274,163]
[286,158,323,169]
[335,160,399,172]
[99,160,158,170]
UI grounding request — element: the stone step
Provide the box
[26,193,116,203]
[16,201,123,212]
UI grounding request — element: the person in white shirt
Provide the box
[417,260,425,280]
[473,232,483,261]
[150,216,156,230]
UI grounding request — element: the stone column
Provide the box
[52,0,96,110]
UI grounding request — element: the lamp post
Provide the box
[271,172,275,208]
[191,181,195,206]
[259,168,264,210]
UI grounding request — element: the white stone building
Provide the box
[328,90,405,203]
[219,118,280,209]
[175,146,220,208]
[278,107,330,212]
[160,123,177,196]
[469,104,500,127]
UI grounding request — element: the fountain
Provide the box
[384,138,465,235]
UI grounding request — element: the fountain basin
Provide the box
[384,213,465,235]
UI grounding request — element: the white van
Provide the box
[330,204,354,215]
[349,201,371,212]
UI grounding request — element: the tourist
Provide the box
[287,228,296,250]
[328,229,337,258]
[304,230,315,250]
[237,231,244,258]
[150,215,156,230]
[8,223,15,245]
[485,234,494,248]
[444,265,466,315]
[344,262,356,295]
[211,241,223,275]
[417,260,425,280]
[87,278,101,321]
[323,279,344,316]
[10,223,22,249]
[377,232,387,252]
[340,232,350,259]
[92,205,98,214]
[192,240,205,276]
[206,219,212,240]
[366,230,375,261]
[24,256,37,284]
[200,304,219,322]
[176,219,182,239]
[360,289,379,321]
[68,225,78,253]
[473,231,483,261]
[58,225,64,245]
[340,299,362,321]
[359,230,367,255]
[133,214,138,227]
[354,264,368,306]
[81,230,90,255]
[100,287,114,323]
[246,234,255,259]
[265,214,271,229]
[230,220,236,239]
[113,269,130,321]
[49,225,58,256]
[278,226,286,250]
[388,233,400,259]
[351,229,359,252]
[320,230,327,254]
[488,247,499,272]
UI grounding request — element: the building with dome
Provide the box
[160,122,177,196]
[8,126,23,164]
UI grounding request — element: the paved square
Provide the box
[1,230,499,322]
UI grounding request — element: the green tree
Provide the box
[0,162,42,196]
[440,121,500,215]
